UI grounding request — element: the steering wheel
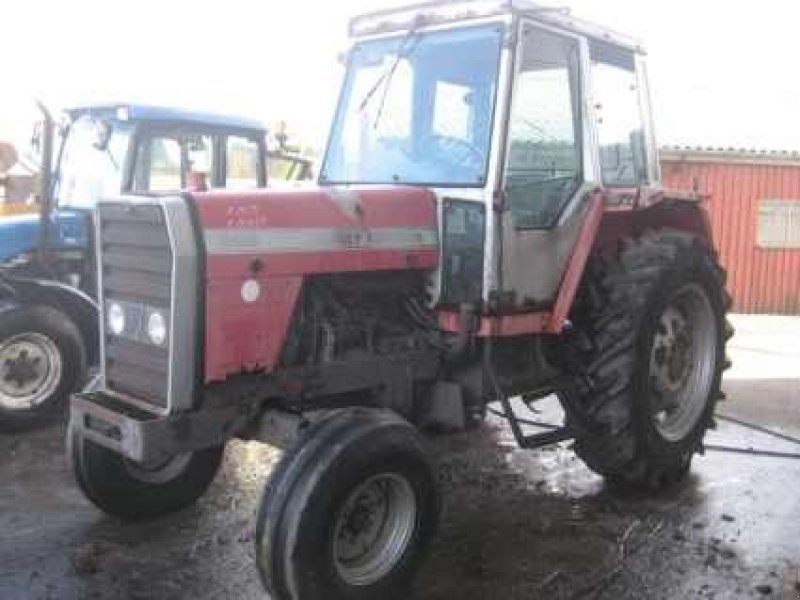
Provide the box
[375,135,486,182]
[428,135,486,174]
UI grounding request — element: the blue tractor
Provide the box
[0,102,271,428]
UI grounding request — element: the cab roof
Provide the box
[349,0,645,54]
[65,103,266,132]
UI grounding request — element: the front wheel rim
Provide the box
[333,473,417,587]
[649,283,718,442]
[0,332,62,411]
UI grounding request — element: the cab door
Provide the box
[498,22,597,309]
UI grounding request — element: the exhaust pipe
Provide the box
[35,100,54,261]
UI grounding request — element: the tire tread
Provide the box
[567,229,732,488]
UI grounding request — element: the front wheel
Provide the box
[69,428,224,520]
[256,409,440,600]
[0,305,86,430]
[566,231,732,489]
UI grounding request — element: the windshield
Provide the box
[56,116,131,209]
[321,24,504,187]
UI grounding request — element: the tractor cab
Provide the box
[0,103,269,270]
[57,104,269,206]
[322,0,660,309]
[0,103,270,428]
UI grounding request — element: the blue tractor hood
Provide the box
[0,209,89,264]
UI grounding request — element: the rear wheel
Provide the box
[256,408,440,600]
[0,305,86,430]
[69,428,224,520]
[566,231,732,489]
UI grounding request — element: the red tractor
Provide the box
[69,2,731,598]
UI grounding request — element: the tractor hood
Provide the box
[192,186,440,266]
[0,209,89,264]
[191,185,440,382]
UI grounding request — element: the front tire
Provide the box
[69,429,224,520]
[256,408,440,600]
[0,305,86,430]
[566,230,731,489]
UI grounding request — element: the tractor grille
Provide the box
[99,202,172,410]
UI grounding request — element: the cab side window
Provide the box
[143,137,182,191]
[134,134,214,192]
[185,135,214,185]
[226,136,261,189]
[591,42,648,186]
[505,26,583,229]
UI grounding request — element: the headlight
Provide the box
[107,303,125,335]
[147,311,167,346]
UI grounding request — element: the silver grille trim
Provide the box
[162,196,199,413]
[97,196,198,415]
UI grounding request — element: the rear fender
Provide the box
[594,199,713,254]
[0,277,99,366]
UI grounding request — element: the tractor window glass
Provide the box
[134,134,215,192]
[591,43,647,186]
[226,136,260,189]
[505,27,583,229]
[145,138,182,191]
[321,24,504,187]
[57,117,131,209]
[186,135,214,185]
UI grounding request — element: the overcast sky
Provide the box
[2,0,797,151]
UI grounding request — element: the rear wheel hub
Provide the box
[649,284,717,441]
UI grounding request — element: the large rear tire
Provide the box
[0,305,86,430]
[69,428,224,520]
[256,408,440,600]
[566,230,732,489]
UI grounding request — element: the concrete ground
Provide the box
[1,314,799,599]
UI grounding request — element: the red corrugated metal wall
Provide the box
[661,156,800,314]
